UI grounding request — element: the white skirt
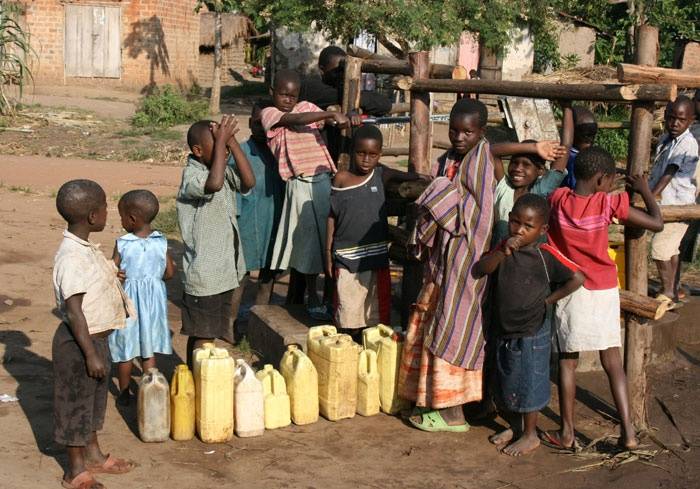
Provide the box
[554,286,622,352]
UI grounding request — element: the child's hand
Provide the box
[211,115,239,145]
[328,112,350,129]
[626,173,651,194]
[504,236,522,256]
[85,352,106,379]
[348,111,362,127]
[117,270,126,283]
[536,140,567,161]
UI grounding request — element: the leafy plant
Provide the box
[132,85,208,128]
[0,3,35,115]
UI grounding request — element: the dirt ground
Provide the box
[1,92,699,488]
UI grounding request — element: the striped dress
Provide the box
[398,142,495,409]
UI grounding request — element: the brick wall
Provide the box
[22,0,200,90]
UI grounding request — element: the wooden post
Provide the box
[624,24,659,431]
[338,56,363,171]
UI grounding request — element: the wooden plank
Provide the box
[617,63,700,88]
[104,7,121,78]
[660,204,700,222]
[78,6,94,77]
[403,78,676,102]
[63,6,79,76]
[92,6,106,77]
[338,56,363,170]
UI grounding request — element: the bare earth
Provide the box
[1,157,699,489]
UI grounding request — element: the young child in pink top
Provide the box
[261,69,355,319]
[544,147,663,451]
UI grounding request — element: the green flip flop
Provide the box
[408,409,470,433]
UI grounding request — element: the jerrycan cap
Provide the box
[286,344,300,352]
[146,367,159,374]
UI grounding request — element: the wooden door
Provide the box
[64,5,120,78]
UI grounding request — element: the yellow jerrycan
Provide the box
[170,364,195,441]
[196,347,235,443]
[138,368,170,442]
[280,344,319,425]
[256,364,291,429]
[357,349,380,416]
[233,359,265,438]
[307,325,361,421]
[192,342,216,418]
[363,324,408,414]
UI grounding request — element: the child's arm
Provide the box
[205,115,238,194]
[623,174,664,232]
[163,250,176,280]
[227,132,256,193]
[650,165,679,198]
[552,101,574,172]
[545,270,584,305]
[325,213,336,279]
[490,140,567,182]
[277,111,351,129]
[65,294,106,379]
[493,154,506,182]
[473,237,520,277]
[112,244,125,283]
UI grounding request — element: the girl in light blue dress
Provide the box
[110,190,176,406]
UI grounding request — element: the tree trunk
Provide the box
[617,64,700,88]
[209,10,222,115]
[619,289,669,320]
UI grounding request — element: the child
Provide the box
[399,99,495,431]
[53,179,134,488]
[326,124,421,338]
[261,69,353,320]
[475,194,584,456]
[228,101,285,314]
[561,105,598,189]
[544,147,663,450]
[177,115,256,367]
[109,189,176,406]
[649,95,699,305]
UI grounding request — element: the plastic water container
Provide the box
[192,342,216,417]
[170,364,195,441]
[280,344,319,425]
[196,347,235,443]
[357,349,380,416]
[363,324,408,414]
[256,364,291,429]
[234,359,265,438]
[608,243,625,289]
[138,368,170,442]
[307,325,361,421]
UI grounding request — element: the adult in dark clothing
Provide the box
[299,46,393,116]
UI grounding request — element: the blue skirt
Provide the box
[496,319,551,413]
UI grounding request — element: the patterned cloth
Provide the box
[177,156,246,296]
[230,139,285,271]
[649,128,699,205]
[53,230,129,335]
[398,283,483,408]
[411,140,496,369]
[261,101,337,181]
[108,232,172,362]
[492,170,567,246]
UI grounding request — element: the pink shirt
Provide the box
[261,101,336,181]
[547,187,629,290]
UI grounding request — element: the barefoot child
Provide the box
[544,147,664,450]
[261,69,353,320]
[399,99,495,432]
[109,190,176,406]
[649,96,699,306]
[326,125,421,339]
[474,194,584,456]
[53,179,134,488]
[177,115,256,367]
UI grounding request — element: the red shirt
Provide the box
[547,187,629,290]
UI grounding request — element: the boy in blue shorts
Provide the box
[475,194,584,456]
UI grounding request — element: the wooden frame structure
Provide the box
[340,26,700,431]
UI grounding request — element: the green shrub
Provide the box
[596,128,629,162]
[132,85,208,128]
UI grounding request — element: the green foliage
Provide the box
[132,85,208,128]
[153,205,179,236]
[596,128,630,162]
[0,3,35,115]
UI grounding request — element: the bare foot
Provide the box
[619,430,639,451]
[503,433,540,456]
[489,428,514,446]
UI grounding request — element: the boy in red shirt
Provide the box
[544,147,663,450]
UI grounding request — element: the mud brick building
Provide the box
[19,0,201,90]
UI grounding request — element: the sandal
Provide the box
[61,471,104,489]
[87,454,135,475]
[307,304,333,321]
[540,431,580,453]
[408,409,470,433]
